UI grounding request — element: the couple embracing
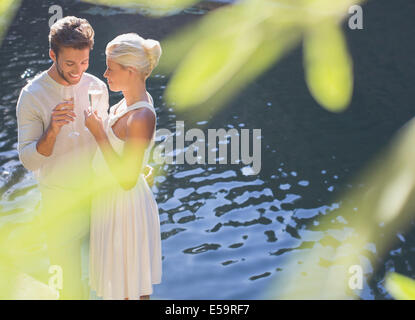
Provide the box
[16,16,162,300]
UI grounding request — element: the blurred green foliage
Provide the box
[386,272,415,300]
[0,0,21,46]
[267,117,415,299]
[0,0,362,110]
[159,0,361,112]
[77,0,362,112]
[82,0,200,16]
[4,0,415,300]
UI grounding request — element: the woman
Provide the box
[84,33,162,300]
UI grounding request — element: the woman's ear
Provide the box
[127,66,136,75]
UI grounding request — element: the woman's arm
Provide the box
[84,108,155,190]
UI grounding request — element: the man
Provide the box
[16,16,153,299]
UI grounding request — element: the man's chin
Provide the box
[66,73,83,85]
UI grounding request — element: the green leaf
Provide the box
[0,0,21,46]
[165,28,261,108]
[386,272,415,300]
[80,0,201,16]
[165,0,300,109]
[303,20,353,112]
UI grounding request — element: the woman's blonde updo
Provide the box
[105,33,162,78]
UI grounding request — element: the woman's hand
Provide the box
[143,165,154,187]
[84,109,104,138]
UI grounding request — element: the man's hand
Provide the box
[143,165,154,187]
[36,101,76,157]
[49,100,76,135]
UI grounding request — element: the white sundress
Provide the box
[89,96,162,300]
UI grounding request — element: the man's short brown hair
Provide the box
[49,16,94,56]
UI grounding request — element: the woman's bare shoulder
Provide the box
[125,107,156,139]
[128,106,155,123]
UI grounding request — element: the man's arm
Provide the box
[35,125,59,157]
[16,90,75,171]
[17,90,49,171]
[36,100,76,156]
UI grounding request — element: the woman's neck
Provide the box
[123,81,149,107]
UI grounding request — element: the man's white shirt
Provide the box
[16,71,109,191]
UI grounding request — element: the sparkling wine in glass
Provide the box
[86,82,104,131]
[62,85,80,138]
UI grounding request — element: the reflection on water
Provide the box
[1,0,415,299]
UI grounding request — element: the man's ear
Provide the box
[49,49,57,63]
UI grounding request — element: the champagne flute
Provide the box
[62,85,80,137]
[86,82,104,131]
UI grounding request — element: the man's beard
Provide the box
[56,58,78,85]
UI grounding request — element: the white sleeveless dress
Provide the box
[89,96,162,300]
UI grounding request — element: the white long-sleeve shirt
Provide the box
[16,71,109,192]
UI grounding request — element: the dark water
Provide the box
[1,0,415,299]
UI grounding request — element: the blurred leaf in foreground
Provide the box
[0,0,21,46]
[267,116,415,299]
[386,272,415,300]
[0,144,163,298]
[303,19,353,112]
[162,0,303,112]
[161,0,362,112]
[80,0,364,112]
[0,264,59,299]
[81,0,201,16]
